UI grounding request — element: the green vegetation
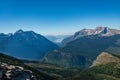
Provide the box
[79,62,120,80]
[26,61,120,80]
[1,52,120,80]
[25,62,81,80]
[45,35,120,68]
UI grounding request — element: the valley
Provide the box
[0,27,120,80]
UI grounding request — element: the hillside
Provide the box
[92,52,120,66]
[0,30,59,60]
[25,62,81,80]
[44,33,120,68]
[0,53,57,80]
[79,53,120,80]
[27,52,120,80]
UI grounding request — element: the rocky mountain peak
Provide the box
[15,29,24,34]
[74,26,112,38]
[62,26,120,44]
[73,28,94,38]
[95,26,105,31]
[94,26,110,34]
[91,52,120,67]
[102,27,109,34]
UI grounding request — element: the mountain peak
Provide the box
[95,26,105,30]
[0,29,59,60]
[95,26,110,34]
[15,29,24,34]
[62,26,120,44]
[101,27,109,34]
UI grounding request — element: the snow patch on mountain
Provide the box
[62,26,120,45]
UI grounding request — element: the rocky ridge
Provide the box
[92,52,120,67]
[62,26,120,45]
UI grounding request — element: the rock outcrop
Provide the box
[0,62,35,80]
[92,52,120,67]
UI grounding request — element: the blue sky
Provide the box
[0,0,120,35]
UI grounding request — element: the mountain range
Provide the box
[1,26,120,80]
[62,26,120,45]
[0,29,59,60]
[44,26,120,68]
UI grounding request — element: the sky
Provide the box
[0,0,120,35]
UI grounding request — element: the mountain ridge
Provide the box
[44,27,120,69]
[62,26,120,45]
[91,52,120,67]
[0,29,59,60]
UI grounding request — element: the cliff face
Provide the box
[92,52,120,67]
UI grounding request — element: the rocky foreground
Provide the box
[0,62,36,80]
